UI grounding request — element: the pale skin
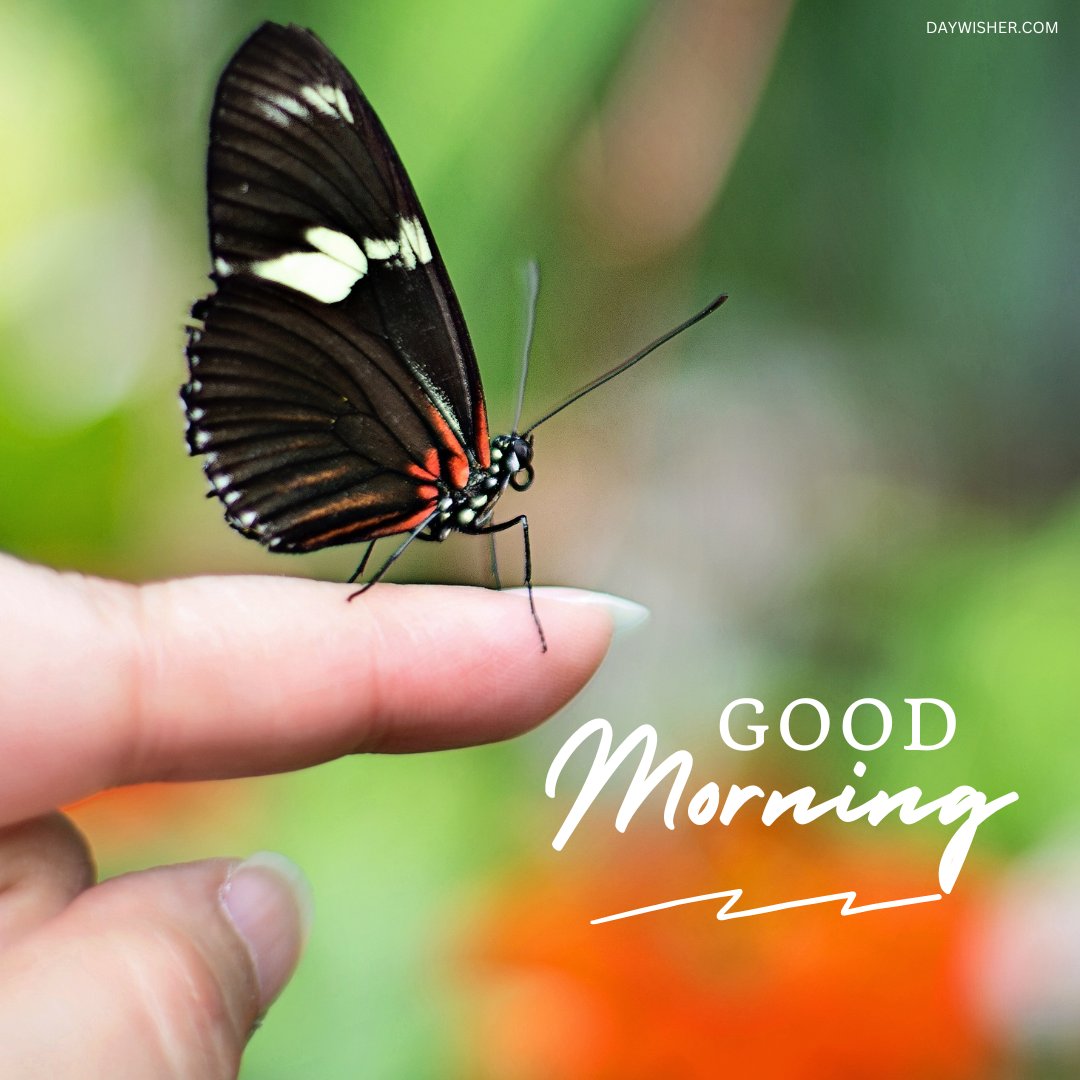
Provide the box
[0,553,615,1077]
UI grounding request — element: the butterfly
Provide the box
[182,22,725,650]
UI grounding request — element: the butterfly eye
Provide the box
[510,436,533,464]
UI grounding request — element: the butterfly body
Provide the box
[418,432,535,544]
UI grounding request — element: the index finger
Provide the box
[0,555,637,822]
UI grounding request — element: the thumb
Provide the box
[0,853,311,1079]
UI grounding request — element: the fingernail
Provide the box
[510,586,650,638]
[221,852,313,1011]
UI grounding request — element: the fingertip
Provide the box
[333,583,619,752]
[0,857,293,1076]
[221,852,313,1012]
[511,587,650,640]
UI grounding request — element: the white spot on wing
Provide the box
[397,216,433,269]
[250,226,368,303]
[363,236,400,260]
[265,93,310,122]
[300,85,354,124]
[249,252,354,302]
[305,226,366,272]
[334,88,354,124]
[258,101,286,126]
[193,430,211,449]
[214,257,233,277]
[301,85,336,117]
[238,510,258,527]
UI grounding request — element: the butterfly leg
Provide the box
[347,511,440,601]
[468,515,546,652]
[347,539,378,584]
[488,533,502,591]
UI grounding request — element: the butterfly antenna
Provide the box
[512,260,541,434]
[523,293,728,435]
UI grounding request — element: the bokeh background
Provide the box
[2,0,1077,1075]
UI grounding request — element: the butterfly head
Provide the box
[491,433,535,493]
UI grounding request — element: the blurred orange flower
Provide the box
[459,810,1000,1079]
[64,779,261,860]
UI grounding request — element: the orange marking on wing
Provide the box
[420,400,471,490]
[404,447,441,482]
[295,522,382,548]
[445,451,470,490]
[294,497,438,549]
[278,462,352,491]
[473,401,491,468]
[391,506,441,534]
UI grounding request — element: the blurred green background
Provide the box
[1,0,1077,1076]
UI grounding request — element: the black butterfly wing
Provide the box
[183,22,488,552]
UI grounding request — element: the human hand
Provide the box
[0,553,629,1076]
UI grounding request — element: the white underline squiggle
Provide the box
[591,888,943,925]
